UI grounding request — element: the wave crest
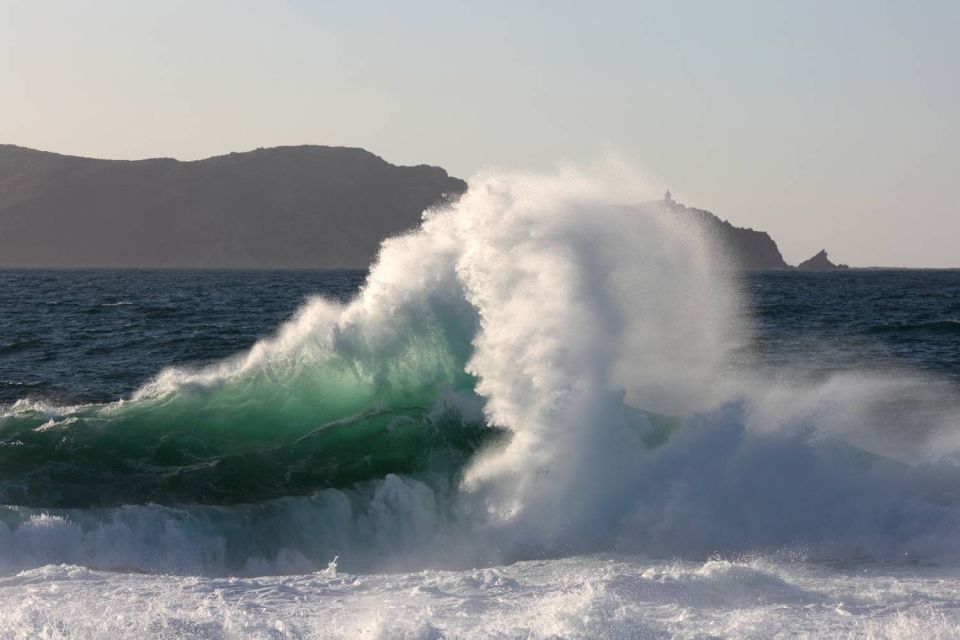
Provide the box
[2,161,960,574]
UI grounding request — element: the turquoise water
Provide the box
[1,269,958,514]
[4,269,958,408]
[1,168,960,636]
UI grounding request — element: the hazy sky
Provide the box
[2,0,957,266]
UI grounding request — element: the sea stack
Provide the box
[797,249,849,270]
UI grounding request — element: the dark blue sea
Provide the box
[2,267,960,638]
[2,269,958,407]
[0,269,366,406]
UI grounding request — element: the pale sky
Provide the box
[2,0,957,266]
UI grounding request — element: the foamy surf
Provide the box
[1,163,960,637]
[2,555,958,639]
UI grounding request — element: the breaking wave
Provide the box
[2,161,960,576]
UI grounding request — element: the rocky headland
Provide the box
[0,145,464,268]
[0,145,847,270]
[649,192,849,270]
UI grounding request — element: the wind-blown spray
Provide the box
[1,162,960,575]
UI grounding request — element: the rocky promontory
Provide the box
[653,192,789,269]
[651,192,848,270]
[797,249,849,270]
[0,144,848,270]
[0,145,465,268]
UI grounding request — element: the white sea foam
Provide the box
[1,162,960,635]
[6,162,960,569]
[1,554,957,639]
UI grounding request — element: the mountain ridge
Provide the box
[0,145,845,270]
[0,144,465,268]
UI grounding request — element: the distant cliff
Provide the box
[0,145,844,270]
[0,145,466,268]
[649,194,790,270]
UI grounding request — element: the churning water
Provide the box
[2,166,960,638]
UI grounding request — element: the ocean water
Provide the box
[2,168,960,638]
[4,269,959,409]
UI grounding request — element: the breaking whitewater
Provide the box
[3,164,960,638]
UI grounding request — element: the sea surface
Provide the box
[0,270,366,407]
[4,269,959,407]
[1,266,959,639]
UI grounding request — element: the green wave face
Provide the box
[0,401,498,508]
[0,297,501,509]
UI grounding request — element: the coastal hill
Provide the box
[0,145,465,268]
[0,145,843,270]
[653,191,789,269]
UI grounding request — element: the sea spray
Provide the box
[451,165,743,553]
[1,162,960,575]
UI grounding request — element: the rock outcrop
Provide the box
[650,194,790,270]
[0,145,847,270]
[0,145,466,268]
[797,249,849,270]
[650,193,851,270]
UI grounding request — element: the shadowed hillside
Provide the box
[649,192,790,270]
[0,145,466,268]
[0,145,844,270]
